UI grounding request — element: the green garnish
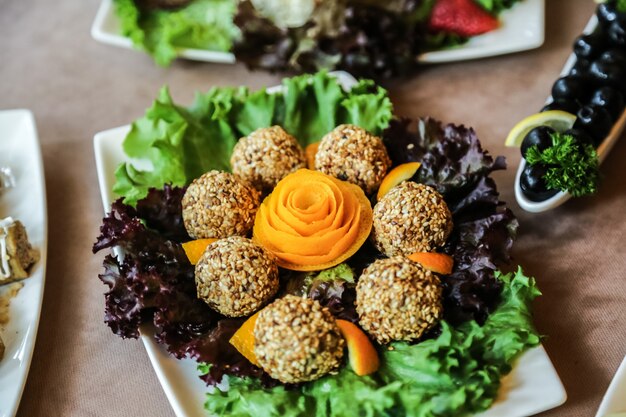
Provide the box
[526,132,600,197]
[618,0,626,12]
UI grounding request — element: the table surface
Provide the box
[1,0,625,416]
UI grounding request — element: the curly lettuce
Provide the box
[114,72,393,205]
[203,268,541,417]
[113,0,239,66]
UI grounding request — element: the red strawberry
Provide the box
[428,0,499,37]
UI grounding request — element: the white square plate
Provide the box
[91,0,544,65]
[93,72,566,417]
[0,110,48,417]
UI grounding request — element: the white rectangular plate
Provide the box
[0,110,48,417]
[93,72,565,417]
[91,0,544,65]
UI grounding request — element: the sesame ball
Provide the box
[315,124,391,195]
[254,295,345,383]
[182,170,260,239]
[230,126,306,192]
[356,257,443,344]
[371,182,453,257]
[195,236,279,317]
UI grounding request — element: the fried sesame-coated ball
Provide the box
[371,182,453,256]
[254,295,345,383]
[182,170,260,239]
[230,126,306,192]
[356,257,443,344]
[195,236,279,317]
[315,125,391,195]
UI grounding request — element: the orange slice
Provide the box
[407,252,454,275]
[376,162,421,200]
[181,238,217,265]
[229,311,261,367]
[336,319,379,376]
[305,142,320,170]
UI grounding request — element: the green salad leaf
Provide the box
[203,267,541,417]
[113,0,239,66]
[473,0,523,13]
[525,132,600,197]
[114,72,393,205]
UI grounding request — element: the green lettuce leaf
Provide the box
[114,72,394,205]
[203,267,541,417]
[113,0,239,66]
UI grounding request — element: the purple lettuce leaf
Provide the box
[383,118,518,324]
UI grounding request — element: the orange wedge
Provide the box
[376,162,421,200]
[229,311,261,367]
[181,238,217,265]
[407,252,454,275]
[305,142,320,170]
[336,319,379,376]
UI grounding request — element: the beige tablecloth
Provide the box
[1,0,625,416]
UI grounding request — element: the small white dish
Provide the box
[93,72,566,417]
[0,109,48,417]
[91,0,544,65]
[515,15,626,213]
[595,355,626,417]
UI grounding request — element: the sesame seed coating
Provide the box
[314,125,391,195]
[371,182,453,256]
[195,236,279,317]
[182,171,260,239]
[356,257,443,344]
[230,126,306,192]
[254,295,345,383]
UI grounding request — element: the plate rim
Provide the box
[0,108,49,417]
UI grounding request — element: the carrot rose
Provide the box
[253,169,373,271]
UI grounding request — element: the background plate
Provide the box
[0,110,48,417]
[91,0,544,65]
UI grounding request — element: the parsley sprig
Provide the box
[525,132,600,197]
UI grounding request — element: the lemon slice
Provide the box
[505,110,577,147]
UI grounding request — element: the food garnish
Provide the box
[407,251,454,275]
[230,126,306,192]
[504,110,576,148]
[304,142,319,170]
[181,238,217,265]
[182,170,260,239]
[376,161,421,201]
[314,124,391,195]
[195,236,279,317]
[525,131,600,197]
[428,0,499,37]
[254,295,344,383]
[253,169,373,271]
[372,182,453,257]
[229,311,261,367]
[335,319,379,376]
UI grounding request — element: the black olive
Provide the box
[573,29,608,60]
[589,60,626,93]
[597,3,618,27]
[541,98,581,114]
[569,58,591,77]
[551,76,591,102]
[521,126,555,158]
[564,128,595,147]
[608,16,626,47]
[590,86,625,121]
[520,164,559,202]
[574,105,614,145]
[598,49,626,66]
